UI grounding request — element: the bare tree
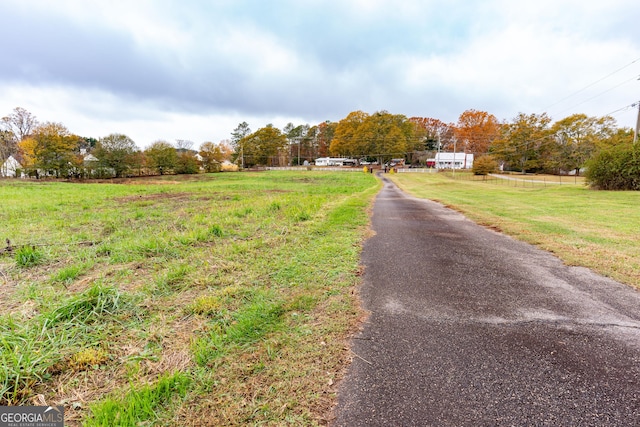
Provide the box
[0,130,16,161]
[2,107,38,141]
[175,139,195,151]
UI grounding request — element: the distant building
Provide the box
[83,153,99,163]
[1,155,23,177]
[314,157,357,166]
[430,153,474,169]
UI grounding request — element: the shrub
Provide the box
[585,143,640,190]
[221,162,239,172]
[472,155,499,176]
[175,153,200,174]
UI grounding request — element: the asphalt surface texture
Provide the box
[332,175,640,426]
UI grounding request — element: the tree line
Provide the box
[0,107,234,178]
[232,109,634,177]
[2,106,636,183]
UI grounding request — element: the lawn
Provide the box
[389,171,640,288]
[0,171,379,426]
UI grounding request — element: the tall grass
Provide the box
[0,172,379,424]
[85,372,192,427]
[0,283,128,405]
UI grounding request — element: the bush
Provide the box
[175,153,200,174]
[585,143,640,190]
[221,162,239,172]
[15,246,44,267]
[472,155,498,175]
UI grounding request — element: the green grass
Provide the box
[0,282,130,405]
[85,372,192,427]
[390,172,640,287]
[0,171,379,425]
[15,245,45,267]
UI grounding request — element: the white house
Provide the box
[432,152,474,169]
[1,155,23,177]
[83,153,99,163]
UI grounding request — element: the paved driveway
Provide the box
[333,176,640,426]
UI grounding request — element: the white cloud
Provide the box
[1,0,639,145]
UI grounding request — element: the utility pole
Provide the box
[634,101,640,144]
[436,133,441,171]
[452,137,457,178]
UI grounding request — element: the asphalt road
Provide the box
[332,176,640,426]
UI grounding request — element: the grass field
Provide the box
[0,172,379,426]
[389,171,640,288]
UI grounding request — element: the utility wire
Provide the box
[541,56,640,112]
[552,74,640,116]
[604,101,639,117]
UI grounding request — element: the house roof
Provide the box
[2,155,22,167]
[435,152,473,160]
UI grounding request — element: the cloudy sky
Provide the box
[1,0,639,148]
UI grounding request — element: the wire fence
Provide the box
[397,168,586,187]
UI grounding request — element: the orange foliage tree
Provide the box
[454,109,500,154]
[408,117,455,151]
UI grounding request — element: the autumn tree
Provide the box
[330,111,370,158]
[240,125,288,167]
[605,128,635,148]
[472,155,499,176]
[30,122,79,177]
[454,109,500,155]
[17,137,37,174]
[199,141,221,172]
[176,151,200,174]
[490,113,552,173]
[330,111,414,164]
[129,151,147,176]
[358,111,413,165]
[548,114,617,175]
[145,140,178,175]
[309,121,336,159]
[93,133,139,178]
[408,117,455,151]
[173,139,199,174]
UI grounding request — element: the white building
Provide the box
[1,155,23,177]
[314,157,357,166]
[432,152,474,169]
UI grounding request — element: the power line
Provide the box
[552,74,640,116]
[541,56,640,112]
[604,101,639,117]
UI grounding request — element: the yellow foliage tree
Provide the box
[17,137,37,171]
[330,111,369,157]
[31,122,79,177]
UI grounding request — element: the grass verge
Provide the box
[389,171,640,287]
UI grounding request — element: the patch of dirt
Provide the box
[75,177,184,185]
[115,192,192,203]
